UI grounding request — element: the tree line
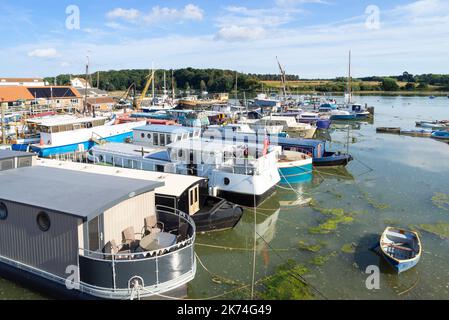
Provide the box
[44,69,449,93]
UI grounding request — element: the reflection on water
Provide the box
[1,96,449,299]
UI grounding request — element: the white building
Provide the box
[0,78,47,87]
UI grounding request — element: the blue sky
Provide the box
[1,0,448,78]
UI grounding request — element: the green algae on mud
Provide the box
[309,252,337,266]
[298,240,325,253]
[414,222,449,239]
[341,243,357,254]
[431,193,449,212]
[360,191,391,210]
[257,260,314,300]
[309,216,354,234]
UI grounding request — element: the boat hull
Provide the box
[431,131,449,140]
[330,115,357,121]
[380,252,420,274]
[218,185,277,207]
[278,161,313,184]
[30,132,133,157]
[313,153,353,167]
[193,201,244,233]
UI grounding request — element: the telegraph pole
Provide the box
[1,98,5,145]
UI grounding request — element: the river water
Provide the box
[1,95,449,300]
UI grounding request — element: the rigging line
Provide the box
[255,230,329,301]
[196,243,292,252]
[251,190,257,300]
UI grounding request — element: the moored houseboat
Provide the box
[0,166,196,299]
[22,116,146,157]
[38,158,244,233]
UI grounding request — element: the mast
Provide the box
[347,50,352,104]
[1,98,5,145]
[151,63,155,103]
[235,72,238,105]
[97,71,100,89]
[83,54,89,115]
[171,69,175,100]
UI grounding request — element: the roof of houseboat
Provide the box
[91,142,159,157]
[0,166,163,220]
[167,138,275,153]
[134,125,200,134]
[36,159,206,197]
[0,149,35,160]
[27,115,108,127]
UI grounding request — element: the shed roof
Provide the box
[37,159,206,198]
[0,166,163,220]
[0,150,35,160]
[134,125,200,134]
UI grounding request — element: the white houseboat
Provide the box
[23,116,146,157]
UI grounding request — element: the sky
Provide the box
[1,0,449,78]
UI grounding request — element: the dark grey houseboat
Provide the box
[0,149,35,171]
[0,166,196,300]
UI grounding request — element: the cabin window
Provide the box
[160,134,166,146]
[156,165,165,172]
[178,149,183,158]
[0,203,7,220]
[147,133,152,141]
[141,133,145,139]
[36,212,51,232]
[189,132,194,138]
[18,157,32,168]
[153,134,159,146]
[167,135,172,144]
[98,155,104,162]
[88,216,101,252]
[0,159,14,171]
[224,178,230,185]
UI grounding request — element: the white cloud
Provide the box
[215,26,266,41]
[106,8,140,21]
[107,4,204,25]
[276,0,330,7]
[27,48,60,58]
[392,0,449,18]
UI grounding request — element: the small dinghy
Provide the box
[400,129,433,137]
[380,227,422,274]
[376,127,401,134]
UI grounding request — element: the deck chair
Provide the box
[103,239,131,260]
[122,227,141,251]
[143,216,164,236]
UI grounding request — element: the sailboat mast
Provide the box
[171,69,175,100]
[348,50,352,102]
[83,55,89,115]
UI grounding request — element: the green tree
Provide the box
[404,82,416,91]
[381,78,399,91]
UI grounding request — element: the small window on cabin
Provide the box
[156,165,165,172]
[160,134,166,146]
[18,157,32,168]
[167,135,172,144]
[99,155,104,162]
[141,133,145,139]
[178,149,183,158]
[189,132,194,138]
[0,203,8,220]
[36,212,51,232]
[0,160,14,171]
[224,178,230,186]
[153,133,159,146]
[147,133,152,140]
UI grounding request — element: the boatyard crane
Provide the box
[136,69,155,110]
[118,83,137,110]
[276,56,287,99]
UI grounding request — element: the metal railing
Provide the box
[77,206,196,297]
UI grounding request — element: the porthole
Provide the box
[99,155,104,162]
[147,133,152,140]
[141,133,145,138]
[224,178,230,186]
[0,202,8,220]
[37,212,51,232]
[178,150,183,158]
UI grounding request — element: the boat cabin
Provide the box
[0,149,36,171]
[27,116,108,134]
[0,166,196,299]
[133,125,201,148]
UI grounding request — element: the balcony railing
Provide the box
[77,206,196,299]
